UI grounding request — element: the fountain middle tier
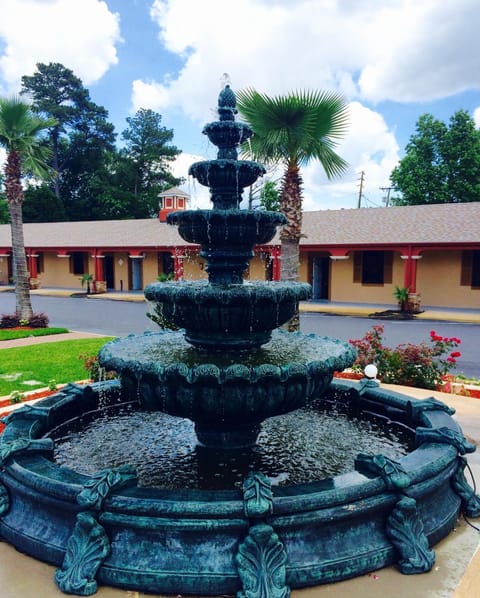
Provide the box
[98,329,356,448]
[167,209,287,247]
[188,159,265,209]
[144,280,312,349]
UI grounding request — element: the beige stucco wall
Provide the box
[182,252,207,281]
[328,252,404,305]
[112,253,129,290]
[0,256,9,284]
[417,250,480,308]
[37,252,92,289]
[299,254,309,283]
[248,253,268,280]
[143,252,160,286]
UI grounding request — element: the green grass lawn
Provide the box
[0,338,114,396]
[0,327,69,341]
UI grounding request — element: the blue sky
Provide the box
[1,0,479,211]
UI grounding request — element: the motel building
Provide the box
[0,188,479,310]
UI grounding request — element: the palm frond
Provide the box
[237,87,349,179]
[0,96,57,179]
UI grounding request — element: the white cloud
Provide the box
[171,152,211,209]
[138,0,480,118]
[0,0,121,93]
[358,0,480,102]
[303,102,400,210]
[474,107,480,129]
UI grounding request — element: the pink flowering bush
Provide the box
[349,324,461,389]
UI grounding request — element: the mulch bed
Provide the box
[368,310,415,320]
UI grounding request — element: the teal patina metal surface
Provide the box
[0,84,478,597]
[99,84,353,448]
[0,380,478,595]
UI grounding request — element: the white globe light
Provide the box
[364,364,378,379]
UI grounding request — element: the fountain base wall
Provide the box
[0,380,477,595]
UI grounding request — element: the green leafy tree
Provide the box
[121,108,183,216]
[0,197,8,223]
[22,184,67,222]
[21,62,116,217]
[0,96,56,319]
[259,180,280,212]
[390,110,480,205]
[237,89,349,288]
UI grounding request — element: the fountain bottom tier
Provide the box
[98,329,356,448]
[0,380,478,596]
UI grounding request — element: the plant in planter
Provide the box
[393,285,410,313]
[80,273,94,294]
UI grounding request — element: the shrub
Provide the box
[28,312,49,328]
[349,324,461,390]
[9,390,25,404]
[146,303,179,330]
[1,314,20,328]
[0,312,49,328]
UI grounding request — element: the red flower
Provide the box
[450,351,462,358]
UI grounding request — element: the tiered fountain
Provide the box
[0,85,478,597]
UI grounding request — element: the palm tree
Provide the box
[0,97,56,320]
[236,89,349,285]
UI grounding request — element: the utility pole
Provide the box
[357,171,365,208]
[380,186,393,207]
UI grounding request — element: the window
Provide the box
[354,251,392,285]
[71,252,86,275]
[178,198,185,208]
[461,250,480,288]
[165,197,173,208]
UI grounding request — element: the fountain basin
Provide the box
[0,380,477,596]
[203,120,253,149]
[189,159,266,200]
[144,282,313,350]
[98,329,355,447]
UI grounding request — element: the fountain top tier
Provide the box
[187,85,266,211]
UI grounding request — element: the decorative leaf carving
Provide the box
[452,456,480,517]
[416,426,475,454]
[242,472,273,519]
[236,523,290,598]
[0,481,9,516]
[55,512,110,596]
[386,496,435,574]
[355,454,411,489]
[77,465,137,510]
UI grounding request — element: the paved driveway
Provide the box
[1,293,479,378]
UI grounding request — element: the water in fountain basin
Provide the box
[103,328,348,368]
[52,390,414,491]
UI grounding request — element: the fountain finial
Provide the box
[218,84,237,121]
